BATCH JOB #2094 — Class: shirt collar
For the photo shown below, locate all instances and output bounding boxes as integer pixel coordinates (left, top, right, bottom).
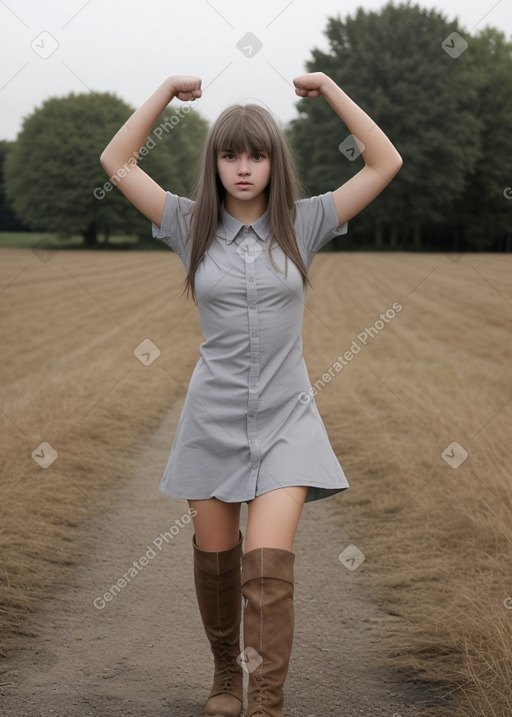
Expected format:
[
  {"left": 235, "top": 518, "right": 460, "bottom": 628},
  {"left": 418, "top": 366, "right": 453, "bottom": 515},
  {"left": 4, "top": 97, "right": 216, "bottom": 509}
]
[{"left": 217, "top": 204, "right": 272, "bottom": 244}]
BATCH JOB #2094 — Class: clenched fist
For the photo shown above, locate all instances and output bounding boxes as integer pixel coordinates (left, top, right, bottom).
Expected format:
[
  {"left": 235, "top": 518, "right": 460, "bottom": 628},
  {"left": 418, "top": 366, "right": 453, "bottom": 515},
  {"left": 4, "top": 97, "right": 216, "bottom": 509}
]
[
  {"left": 293, "top": 72, "right": 332, "bottom": 99},
  {"left": 168, "top": 75, "right": 202, "bottom": 101}
]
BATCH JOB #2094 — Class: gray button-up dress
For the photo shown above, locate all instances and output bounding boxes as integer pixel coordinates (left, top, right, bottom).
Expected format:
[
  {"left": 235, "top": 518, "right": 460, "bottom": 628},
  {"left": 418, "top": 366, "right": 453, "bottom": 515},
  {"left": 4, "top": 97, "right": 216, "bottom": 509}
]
[{"left": 152, "top": 190, "right": 350, "bottom": 503}]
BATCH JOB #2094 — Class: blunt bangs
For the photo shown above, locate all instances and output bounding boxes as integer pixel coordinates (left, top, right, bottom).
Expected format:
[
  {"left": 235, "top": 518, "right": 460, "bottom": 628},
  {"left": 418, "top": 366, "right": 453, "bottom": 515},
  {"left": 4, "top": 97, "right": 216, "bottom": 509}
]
[{"left": 210, "top": 105, "right": 274, "bottom": 157}]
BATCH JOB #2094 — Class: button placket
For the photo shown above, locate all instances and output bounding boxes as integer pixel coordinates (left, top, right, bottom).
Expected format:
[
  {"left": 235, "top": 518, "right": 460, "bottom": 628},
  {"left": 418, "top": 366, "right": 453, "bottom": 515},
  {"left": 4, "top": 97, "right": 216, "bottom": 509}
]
[{"left": 244, "top": 229, "right": 261, "bottom": 477}]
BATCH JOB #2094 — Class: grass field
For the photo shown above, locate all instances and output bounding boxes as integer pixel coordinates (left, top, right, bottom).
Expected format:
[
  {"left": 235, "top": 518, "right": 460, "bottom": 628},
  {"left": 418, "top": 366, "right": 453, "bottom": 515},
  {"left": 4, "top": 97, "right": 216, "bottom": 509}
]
[
  {"left": 1, "top": 247, "right": 511, "bottom": 715},
  {"left": 0, "top": 231, "right": 156, "bottom": 249}
]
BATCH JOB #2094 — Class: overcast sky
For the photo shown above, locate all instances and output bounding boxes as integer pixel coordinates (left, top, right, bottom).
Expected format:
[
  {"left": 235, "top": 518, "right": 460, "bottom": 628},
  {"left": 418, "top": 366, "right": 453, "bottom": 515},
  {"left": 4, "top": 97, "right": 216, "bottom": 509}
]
[{"left": 0, "top": 0, "right": 510, "bottom": 141}]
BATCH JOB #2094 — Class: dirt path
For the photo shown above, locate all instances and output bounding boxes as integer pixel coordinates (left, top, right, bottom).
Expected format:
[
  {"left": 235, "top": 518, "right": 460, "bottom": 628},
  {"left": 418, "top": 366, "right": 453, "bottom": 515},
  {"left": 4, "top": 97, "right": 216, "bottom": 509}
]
[{"left": 0, "top": 399, "right": 439, "bottom": 717}]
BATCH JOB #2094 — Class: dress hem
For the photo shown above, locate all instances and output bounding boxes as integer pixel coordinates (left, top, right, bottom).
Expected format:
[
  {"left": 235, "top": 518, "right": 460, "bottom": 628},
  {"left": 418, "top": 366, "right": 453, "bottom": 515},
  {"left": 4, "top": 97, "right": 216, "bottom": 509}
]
[{"left": 158, "top": 483, "right": 349, "bottom": 504}]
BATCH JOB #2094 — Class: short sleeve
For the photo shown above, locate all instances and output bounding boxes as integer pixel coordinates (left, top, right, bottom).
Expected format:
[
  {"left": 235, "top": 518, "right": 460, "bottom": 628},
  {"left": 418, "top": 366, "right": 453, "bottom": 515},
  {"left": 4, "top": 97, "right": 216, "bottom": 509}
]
[
  {"left": 151, "top": 191, "right": 195, "bottom": 267},
  {"left": 295, "top": 192, "right": 348, "bottom": 269}
]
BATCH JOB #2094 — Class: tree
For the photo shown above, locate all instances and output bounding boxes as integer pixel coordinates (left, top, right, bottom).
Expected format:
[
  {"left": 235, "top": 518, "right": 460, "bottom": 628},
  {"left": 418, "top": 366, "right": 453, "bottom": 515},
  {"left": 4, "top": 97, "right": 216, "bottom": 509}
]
[
  {"left": 287, "top": 2, "right": 482, "bottom": 248},
  {"left": 0, "top": 141, "right": 28, "bottom": 231},
  {"left": 4, "top": 92, "right": 208, "bottom": 245},
  {"left": 448, "top": 27, "right": 512, "bottom": 251}
]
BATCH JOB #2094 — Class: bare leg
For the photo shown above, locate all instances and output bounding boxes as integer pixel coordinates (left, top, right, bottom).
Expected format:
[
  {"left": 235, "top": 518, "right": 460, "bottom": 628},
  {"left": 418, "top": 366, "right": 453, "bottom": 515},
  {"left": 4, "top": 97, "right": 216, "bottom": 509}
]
[
  {"left": 244, "top": 486, "right": 308, "bottom": 552},
  {"left": 189, "top": 498, "right": 242, "bottom": 551}
]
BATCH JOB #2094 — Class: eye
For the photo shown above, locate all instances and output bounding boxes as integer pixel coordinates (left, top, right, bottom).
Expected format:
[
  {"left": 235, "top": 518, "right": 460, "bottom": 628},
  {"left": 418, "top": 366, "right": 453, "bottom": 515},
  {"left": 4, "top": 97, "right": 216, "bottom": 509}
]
[
  {"left": 220, "top": 152, "right": 235, "bottom": 160},
  {"left": 252, "top": 153, "right": 265, "bottom": 161}
]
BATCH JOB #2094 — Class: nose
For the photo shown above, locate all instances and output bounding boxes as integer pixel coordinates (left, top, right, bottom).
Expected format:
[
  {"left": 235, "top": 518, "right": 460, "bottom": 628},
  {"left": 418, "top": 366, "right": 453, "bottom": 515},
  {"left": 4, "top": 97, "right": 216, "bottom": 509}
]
[{"left": 237, "top": 155, "right": 250, "bottom": 175}]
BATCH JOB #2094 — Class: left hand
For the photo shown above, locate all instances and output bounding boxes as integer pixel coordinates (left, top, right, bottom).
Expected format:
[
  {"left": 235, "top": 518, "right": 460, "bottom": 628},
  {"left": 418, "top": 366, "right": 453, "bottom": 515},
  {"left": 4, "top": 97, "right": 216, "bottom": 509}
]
[{"left": 293, "top": 72, "right": 331, "bottom": 98}]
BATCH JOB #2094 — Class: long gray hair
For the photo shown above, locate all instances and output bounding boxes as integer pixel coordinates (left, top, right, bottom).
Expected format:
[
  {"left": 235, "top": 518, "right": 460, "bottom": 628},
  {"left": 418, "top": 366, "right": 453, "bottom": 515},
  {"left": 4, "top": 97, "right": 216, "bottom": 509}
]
[{"left": 184, "top": 104, "right": 308, "bottom": 301}]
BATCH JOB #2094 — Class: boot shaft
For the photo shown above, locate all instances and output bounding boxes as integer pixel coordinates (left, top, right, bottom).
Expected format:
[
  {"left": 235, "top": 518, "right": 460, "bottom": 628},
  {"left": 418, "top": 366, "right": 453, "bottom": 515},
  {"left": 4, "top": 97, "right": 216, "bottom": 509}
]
[
  {"left": 241, "top": 547, "right": 295, "bottom": 717},
  {"left": 193, "top": 533, "right": 244, "bottom": 717}
]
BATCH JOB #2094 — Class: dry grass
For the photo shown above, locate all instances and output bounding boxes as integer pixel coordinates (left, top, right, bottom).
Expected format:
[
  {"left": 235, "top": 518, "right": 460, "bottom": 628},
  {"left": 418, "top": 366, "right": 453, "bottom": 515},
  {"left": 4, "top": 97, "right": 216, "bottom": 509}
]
[
  {"left": 304, "top": 252, "right": 512, "bottom": 715},
  {"left": 0, "top": 247, "right": 197, "bottom": 649},
  {"left": 1, "top": 247, "right": 511, "bottom": 715}
]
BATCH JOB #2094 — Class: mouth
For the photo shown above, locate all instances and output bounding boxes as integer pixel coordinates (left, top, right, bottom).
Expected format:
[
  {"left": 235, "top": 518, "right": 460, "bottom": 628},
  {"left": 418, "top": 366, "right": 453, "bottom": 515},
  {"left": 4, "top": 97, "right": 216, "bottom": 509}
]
[{"left": 236, "top": 182, "right": 253, "bottom": 187}]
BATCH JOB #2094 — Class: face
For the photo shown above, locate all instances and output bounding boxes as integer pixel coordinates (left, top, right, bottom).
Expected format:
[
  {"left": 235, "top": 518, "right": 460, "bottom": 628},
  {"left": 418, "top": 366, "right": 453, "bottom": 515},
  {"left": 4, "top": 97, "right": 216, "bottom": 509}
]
[{"left": 216, "top": 150, "right": 271, "bottom": 203}]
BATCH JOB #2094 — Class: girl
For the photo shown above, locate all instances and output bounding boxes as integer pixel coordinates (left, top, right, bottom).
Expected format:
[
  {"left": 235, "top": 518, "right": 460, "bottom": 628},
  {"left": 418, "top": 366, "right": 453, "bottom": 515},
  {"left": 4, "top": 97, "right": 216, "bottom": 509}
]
[{"left": 100, "top": 72, "right": 402, "bottom": 717}]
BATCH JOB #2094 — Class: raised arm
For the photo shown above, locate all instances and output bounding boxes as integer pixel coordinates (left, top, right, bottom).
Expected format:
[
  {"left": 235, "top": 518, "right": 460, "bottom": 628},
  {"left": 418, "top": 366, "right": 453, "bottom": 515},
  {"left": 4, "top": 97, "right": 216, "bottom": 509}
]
[
  {"left": 293, "top": 72, "right": 402, "bottom": 227},
  {"left": 100, "top": 75, "right": 202, "bottom": 227}
]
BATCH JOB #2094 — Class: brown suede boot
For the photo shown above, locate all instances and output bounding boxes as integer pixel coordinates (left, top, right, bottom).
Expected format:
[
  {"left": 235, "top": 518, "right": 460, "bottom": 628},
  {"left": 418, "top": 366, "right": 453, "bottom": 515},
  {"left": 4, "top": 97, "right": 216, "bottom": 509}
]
[
  {"left": 193, "top": 532, "right": 244, "bottom": 717},
  {"left": 241, "top": 547, "right": 295, "bottom": 717}
]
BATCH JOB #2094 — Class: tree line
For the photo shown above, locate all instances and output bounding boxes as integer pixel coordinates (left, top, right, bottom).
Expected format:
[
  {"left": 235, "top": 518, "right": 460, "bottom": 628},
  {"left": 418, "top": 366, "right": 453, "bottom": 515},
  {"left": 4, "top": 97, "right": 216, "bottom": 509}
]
[
  {"left": 1, "top": 96, "right": 209, "bottom": 245},
  {"left": 2, "top": 2, "right": 511, "bottom": 251}
]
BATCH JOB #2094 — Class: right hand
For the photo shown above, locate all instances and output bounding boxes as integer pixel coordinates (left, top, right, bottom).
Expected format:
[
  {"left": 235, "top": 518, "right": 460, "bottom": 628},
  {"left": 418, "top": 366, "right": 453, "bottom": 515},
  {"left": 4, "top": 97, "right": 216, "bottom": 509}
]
[{"left": 168, "top": 75, "right": 202, "bottom": 101}]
